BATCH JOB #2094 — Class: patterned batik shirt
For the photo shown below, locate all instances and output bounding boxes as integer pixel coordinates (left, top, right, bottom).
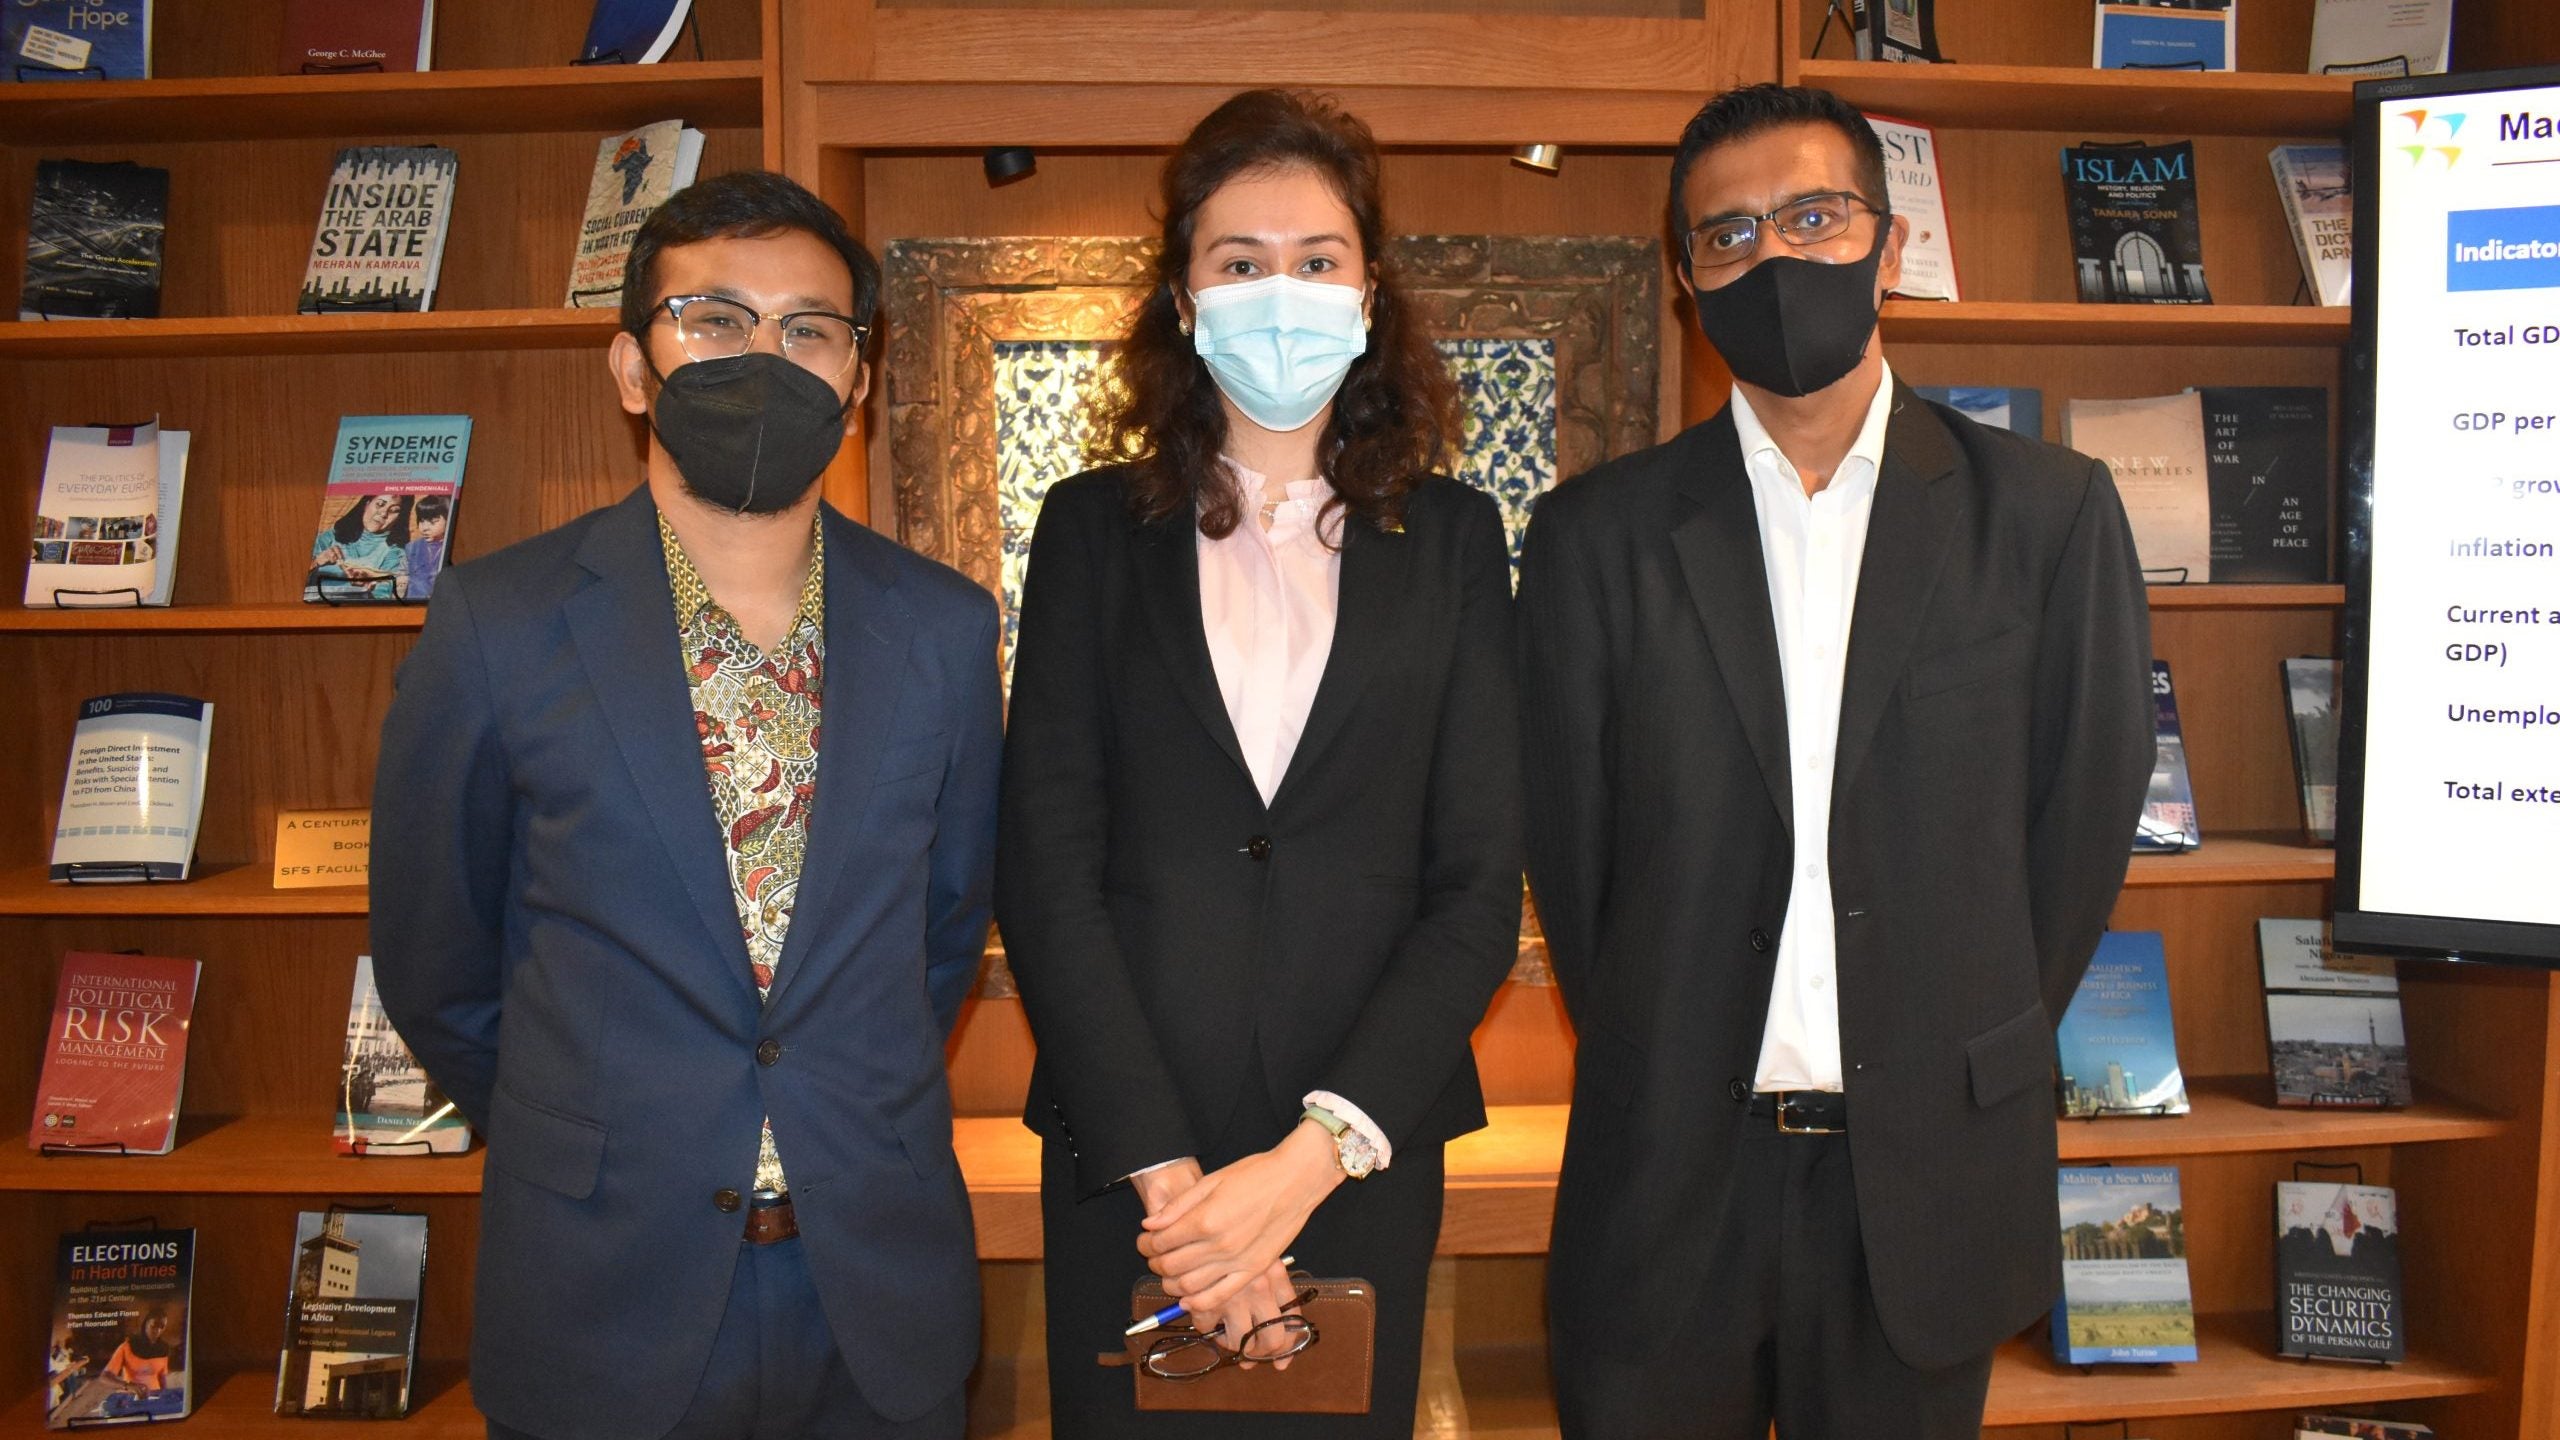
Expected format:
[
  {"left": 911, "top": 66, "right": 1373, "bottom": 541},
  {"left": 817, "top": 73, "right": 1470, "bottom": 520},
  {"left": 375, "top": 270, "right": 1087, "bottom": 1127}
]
[{"left": 660, "top": 509, "right": 825, "bottom": 1197}]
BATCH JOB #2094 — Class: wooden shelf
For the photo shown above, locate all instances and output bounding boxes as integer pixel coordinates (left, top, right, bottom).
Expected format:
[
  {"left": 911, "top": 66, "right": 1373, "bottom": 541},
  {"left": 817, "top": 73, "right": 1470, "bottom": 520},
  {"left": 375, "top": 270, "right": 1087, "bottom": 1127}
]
[
  {"left": 0, "top": 603, "right": 427, "bottom": 634},
  {"left": 0, "top": 309, "right": 620, "bottom": 361},
  {"left": 2056, "top": 1076, "right": 2505, "bottom": 1159},
  {"left": 2148, "top": 583, "right": 2344, "bottom": 610},
  {"left": 1881, "top": 300, "right": 2348, "bottom": 347},
  {"left": 0, "top": 864, "right": 365, "bottom": 917},
  {"left": 1, "top": 1114, "right": 481, "bottom": 1195},
  {"left": 0, "top": 61, "right": 762, "bottom": 145},
  {"left": 2125, "top": 833, "right": 2334, "bottom": 887},
  {"left": 1802, "top": 59, "right": 2354, "bottom": 137},
  {"left": 4, "top": 1362, "right": 478, "bottom": 1437},
  {"left": 1984, "top": 1311, "right": 2494, "bottom": 1424}
]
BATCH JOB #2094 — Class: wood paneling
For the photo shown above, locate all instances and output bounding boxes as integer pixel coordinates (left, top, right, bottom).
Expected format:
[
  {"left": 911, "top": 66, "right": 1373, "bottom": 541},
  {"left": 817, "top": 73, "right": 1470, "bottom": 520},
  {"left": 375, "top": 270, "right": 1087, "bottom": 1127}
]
[
  {"left": 140, "top": 0, "right": 762, "bottom": 76},
  {"left": 808, "top": 82, "right": 1716, "bottom": 148},
  {"left": 1798, "top": 0, "right": 2321, "bottom": 72},
  {"left": 1803, "top": 61, "right": 2353, "bottom": 139}
]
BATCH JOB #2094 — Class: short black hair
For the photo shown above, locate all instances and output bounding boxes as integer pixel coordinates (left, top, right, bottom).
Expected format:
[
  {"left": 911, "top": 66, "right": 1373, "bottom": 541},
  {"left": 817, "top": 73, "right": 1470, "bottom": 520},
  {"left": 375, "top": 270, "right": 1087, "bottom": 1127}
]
[
  {"left": 618, "top": 169, "right": 882, "bottom": 346},
  {"left": 412, "top": 494, "right": 450, "bottom": 523},
  {"left": 1667, "top": 84, "right": 1890, "bottom": 237}
]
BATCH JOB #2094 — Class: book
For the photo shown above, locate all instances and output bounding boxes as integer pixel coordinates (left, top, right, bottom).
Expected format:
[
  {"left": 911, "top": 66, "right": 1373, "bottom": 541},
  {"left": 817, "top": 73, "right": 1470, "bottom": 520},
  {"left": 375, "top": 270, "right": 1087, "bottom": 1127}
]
[
  {"left": 2056, "top": 931, "right": 2190, "bottom": 1117},
  {"left": 1865, "top": 113, "right": 1959, "bottom": 301},
  {"left": 44, "top": 1228, "right": 194, "bottom": 1427},
  {"left": 1916, "top": 386, "right": 2042, "bottom": 437},
  {"left": 27, "top": 951, "right": 199, "bottom": 1155},
  {"left": 3, "top": 2, "right": 151, "bottom": 81},
  {"left": 2198, "top": 385, "right": 2329, "bottom": 583},
  {"left": 2093, "top": 0, "right": 2235, "bottom": 70},
  {"left": 2137, "top": 659, "right": 2201, "bottom": 851},
  {"left": 2063, "top": 392, "right": 2212, "bottom": 582},
  {"left": 275, "top": 1208, "right": 429, "bottom": 1417},
  {"left": 20, "top": 159, "right": 169, "bottom": 319},
  {"left": 303, "top": 415, "right": 471, "bottom": 602},
  {"left": 2297, "top": 1417, "right": 2433, "bottom": 1439},
  {"left": 2260, "top": 918, "right": 2413, "bottom": 1108},
  {"left": 2277, "top": 1181, "right": 2405, "bottom": 1362},
  {"left": 577, "top": 0, "right": 692, "bottom": 63},
  {"left": 297, "top": 146, "right": 458, "bottom": 314},
  {"left": 2053, "top": 1165, "right": 2200, "bottom": 1363},
  {"left": 566, "top": 119, "right": 706, "bottom": 308},
  {"left": 26, "top": 420, "right": 190, "bottom": 608},
  {"left": 2061, "top": 140, "right": 2212, "bottom": 305},
  {"left": 2308, "top": 0, "right": 2452, "bottom": 75},
  {"left": 2283, "top": 656, "right": 2342, "bottom": 843},
  {"left": 48, "top": 693, "right": 213, "bottom": 882},
  {"left": 338, "top": 956, "right": 472, "bottom": 1154},
  {"left": 1855, "top": 0, "right": 1944, "bottom": 62},
  {"left": 2271, "top": 143, "right": 2353, "bottom": 306},
  {"left": 280, "top": 0, "right": 436, "bottom": 73}
]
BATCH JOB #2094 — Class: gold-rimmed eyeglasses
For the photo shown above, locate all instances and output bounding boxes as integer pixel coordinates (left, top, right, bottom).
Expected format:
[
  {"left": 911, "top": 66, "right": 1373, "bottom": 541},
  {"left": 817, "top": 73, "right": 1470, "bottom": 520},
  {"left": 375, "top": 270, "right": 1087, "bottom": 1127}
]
[
  {"left": 653, "top": 294, "right": 868, "bottom": 379},
  {"left": 1683, "top": 191, "right": 1887, "bottom": 270},
  {"left": 1140, "top": 1288, "right": 1321, "bottom": 1380}
]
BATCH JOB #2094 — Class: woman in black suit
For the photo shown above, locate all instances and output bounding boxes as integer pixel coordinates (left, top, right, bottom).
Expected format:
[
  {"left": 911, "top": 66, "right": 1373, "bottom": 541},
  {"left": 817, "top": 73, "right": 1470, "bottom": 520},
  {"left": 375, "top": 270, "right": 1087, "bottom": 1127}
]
[{"left": 995, "top": 88, "right": 1523, "bottom": 1436}]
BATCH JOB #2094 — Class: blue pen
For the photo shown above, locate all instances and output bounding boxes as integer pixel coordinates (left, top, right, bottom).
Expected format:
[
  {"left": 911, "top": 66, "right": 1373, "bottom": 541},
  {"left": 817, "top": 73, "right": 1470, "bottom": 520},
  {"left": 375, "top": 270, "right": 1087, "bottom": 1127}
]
[{"left": 1124, "top": 1256, "right": 1293, "bottom": 1336}]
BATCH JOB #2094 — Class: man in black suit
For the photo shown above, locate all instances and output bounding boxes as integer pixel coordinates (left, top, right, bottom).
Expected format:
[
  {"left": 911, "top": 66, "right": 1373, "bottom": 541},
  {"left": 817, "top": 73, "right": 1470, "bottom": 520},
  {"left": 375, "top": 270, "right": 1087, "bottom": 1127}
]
[{"left": 1521, "top": 85, "right": 2155, "bottom": 1438}]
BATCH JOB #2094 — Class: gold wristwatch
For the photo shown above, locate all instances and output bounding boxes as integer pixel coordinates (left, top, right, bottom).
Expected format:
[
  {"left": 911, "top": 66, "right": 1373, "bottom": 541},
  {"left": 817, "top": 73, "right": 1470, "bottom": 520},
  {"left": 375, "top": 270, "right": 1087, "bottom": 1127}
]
[{"left": 1300, "top": 1103, "right": 1379, "bottom": 1180}]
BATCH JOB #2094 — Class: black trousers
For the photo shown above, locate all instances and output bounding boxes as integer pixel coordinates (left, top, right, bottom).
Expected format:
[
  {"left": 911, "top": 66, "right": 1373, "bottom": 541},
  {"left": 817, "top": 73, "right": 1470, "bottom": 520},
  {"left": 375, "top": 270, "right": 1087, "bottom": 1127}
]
[
  {"left": 1038, "top": 1113, "right": 1444, "bottom": 1439},
  {"left": 1552, "top": 1116, "right": 1995, "bottom": 1440}
]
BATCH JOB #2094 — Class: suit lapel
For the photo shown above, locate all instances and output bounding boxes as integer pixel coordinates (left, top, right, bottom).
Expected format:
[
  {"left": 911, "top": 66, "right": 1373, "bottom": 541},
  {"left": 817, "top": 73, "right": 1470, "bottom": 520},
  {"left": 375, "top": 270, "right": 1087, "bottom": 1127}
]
[
  {"left": 1834, "top": 385, "right": 1965, "bottom": 792},
  {"left": 1270, "top": 515, "right": 1403, "bottom": 811},
  {"left": 1130, "top": 501, "right": 1255, "bottom": 791},
  {"left": 564, "top": 488, "right": 759, "bottom": 995},
  {"left": 761, "top": 508, "right": 913, "bottom": 1012},
  {"left": 1669, "top": 414, "right": 1795, "bottom": 836}
]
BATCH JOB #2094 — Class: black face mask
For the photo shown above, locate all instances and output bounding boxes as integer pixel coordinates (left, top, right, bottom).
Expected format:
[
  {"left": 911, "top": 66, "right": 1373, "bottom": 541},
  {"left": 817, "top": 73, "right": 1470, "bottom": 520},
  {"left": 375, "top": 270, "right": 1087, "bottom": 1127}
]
[
  {"left": 647, "top": 351, "right": 850, "bottom": 515},
  {"left": 1690, "top": 223, "right": 1888, "bottom": 398}
]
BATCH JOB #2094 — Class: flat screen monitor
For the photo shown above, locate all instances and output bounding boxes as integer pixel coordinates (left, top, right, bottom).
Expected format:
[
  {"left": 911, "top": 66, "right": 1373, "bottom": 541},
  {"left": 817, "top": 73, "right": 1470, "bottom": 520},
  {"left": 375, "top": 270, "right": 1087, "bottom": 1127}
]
[{"left": 2336, "top": 64, "right": 2560, "bottom": 966}]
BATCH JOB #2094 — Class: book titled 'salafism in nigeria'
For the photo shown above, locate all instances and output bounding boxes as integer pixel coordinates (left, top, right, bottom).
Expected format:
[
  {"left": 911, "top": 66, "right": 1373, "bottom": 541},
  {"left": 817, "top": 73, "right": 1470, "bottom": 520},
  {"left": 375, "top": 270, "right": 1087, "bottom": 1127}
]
[
  {"left": 2277, "top": 1181, "right": 2405, "bottom": 1363},
  {"left": 2260, "top": 918, "right": 2413, "bottom": 1109}
]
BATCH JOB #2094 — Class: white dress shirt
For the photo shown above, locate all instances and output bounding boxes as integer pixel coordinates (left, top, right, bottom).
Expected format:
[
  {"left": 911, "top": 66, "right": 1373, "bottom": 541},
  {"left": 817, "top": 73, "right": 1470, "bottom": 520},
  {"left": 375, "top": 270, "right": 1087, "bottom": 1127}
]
[
  {"left": 1128, "top": 459, "right": 1390, "bottom": 1177},
  {"left": 1733, "top": 363, "right": 1896, "bottom": 1094}
]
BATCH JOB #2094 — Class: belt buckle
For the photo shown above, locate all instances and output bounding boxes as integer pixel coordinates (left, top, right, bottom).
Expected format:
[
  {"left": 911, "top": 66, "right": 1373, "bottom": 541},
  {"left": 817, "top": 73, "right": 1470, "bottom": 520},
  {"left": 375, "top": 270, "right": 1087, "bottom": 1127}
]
[{"left": 1774, "top": 1092, "right": 1842, "bottom": 1135}]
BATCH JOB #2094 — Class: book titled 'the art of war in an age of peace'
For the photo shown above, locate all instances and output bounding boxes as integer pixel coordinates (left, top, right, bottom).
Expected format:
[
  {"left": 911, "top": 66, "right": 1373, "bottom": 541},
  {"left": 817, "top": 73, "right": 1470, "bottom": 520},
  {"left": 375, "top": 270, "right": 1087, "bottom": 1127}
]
[{"left": 27, "top": 950, "right": 200, "bottom": 1155}]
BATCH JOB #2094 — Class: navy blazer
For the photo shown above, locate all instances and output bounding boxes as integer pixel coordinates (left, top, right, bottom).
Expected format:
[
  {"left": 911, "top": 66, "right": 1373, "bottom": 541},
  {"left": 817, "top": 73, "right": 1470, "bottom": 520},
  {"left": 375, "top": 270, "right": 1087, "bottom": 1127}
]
[{"left": 371, "top": 485, "right": 1001, "bottom": 1437}]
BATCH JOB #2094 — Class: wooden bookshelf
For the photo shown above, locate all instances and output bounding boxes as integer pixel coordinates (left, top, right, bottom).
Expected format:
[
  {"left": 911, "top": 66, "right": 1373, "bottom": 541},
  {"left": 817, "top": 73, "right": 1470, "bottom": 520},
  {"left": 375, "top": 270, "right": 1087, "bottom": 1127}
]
[
  {"left": 1983, "top": 1312, "right": 2496, "bottom": 1425},
  {"left": 0, "top": 864, "right": 366, "bottom": 918},
  {"left": 2147, "top": 583, "right": 2347, "bottom": 610},
  {"left": 2123, "top": 833, "right": 2336, "bottom": 887},
  {"left": 0, "top": 1114, "right": 484, "bottom": 1195},
  {"left": 0, "top": 603, "right": 428, "bottom": 634},
  {"left": 1, "top": 1363, "right": 480, "bottom": 1437},
  {"left": 1880, "top": 300, "right": 2349, "bottom": 348},
  {"left": 0, "top": 309, "right": 620, "bottom": 360},
  {"left": 1804, "top": 59, "right": 2356, "bottom": 137}
]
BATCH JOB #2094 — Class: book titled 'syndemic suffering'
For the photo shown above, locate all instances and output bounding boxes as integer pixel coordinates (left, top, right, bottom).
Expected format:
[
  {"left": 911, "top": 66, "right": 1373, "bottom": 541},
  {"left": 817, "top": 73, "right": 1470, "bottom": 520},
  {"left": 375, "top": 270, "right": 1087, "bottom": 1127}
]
[
  {"left": 2053, "top": 1165, "right": 2199, "bottom": 1364},
  {"left": 27, "top": 950, "right": 199, "bottom": 1155},
  {"left": 568, "top": 118, "right": 705, "bottom": 307},
  {"left": 298, "top": 146, "right": 457, "bottom": 313},
  {"left": 2056, "top": 931, "right": 2189, "bottom": 1117},
  {"left": 20, "top": 159, "right": 168, "bottom": 319},
  {"left": 3, "top": 1, "right": 152, "bottom": 81},
  {"left": 2277, "top": 1181, "right": 2405, "bottom": 1363},
  {"left": 2260, "top": 918, "right": 2413, "bottom": 1109},
  {"left": 50, "top": 693, "right": 213, "bottom": 883},
  {"left": 25, "top": 419, "right": 190, "bottom": 608},
  {"left": 339, "top": 955, "right": 473, "bottom": 1155},
  {"left": 44, "top": 1227, "right": 194, "bottom": 1428},
  {"left": 275, "top": 1209, "right": 429, "bottom": 1418},
  {"left": 1864, "top": 113, "right": 1958, "bottom": 301},
  {"left": 304, "top": 415, "right": 470, "bottom": 602},
  {"left": 2061, "top": 140, "right": 2212, "bottom": 305},
  {"left": 2136, "top": 660, "right": 2202, "bottom": 852}
]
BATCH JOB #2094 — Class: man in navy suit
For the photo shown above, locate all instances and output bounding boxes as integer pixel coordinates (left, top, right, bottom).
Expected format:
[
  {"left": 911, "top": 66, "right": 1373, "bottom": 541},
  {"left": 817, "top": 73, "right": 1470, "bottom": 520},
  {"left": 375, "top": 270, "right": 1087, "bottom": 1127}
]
[{"left": 373, "top": 171, "right": 1001, "bottom": 1440}]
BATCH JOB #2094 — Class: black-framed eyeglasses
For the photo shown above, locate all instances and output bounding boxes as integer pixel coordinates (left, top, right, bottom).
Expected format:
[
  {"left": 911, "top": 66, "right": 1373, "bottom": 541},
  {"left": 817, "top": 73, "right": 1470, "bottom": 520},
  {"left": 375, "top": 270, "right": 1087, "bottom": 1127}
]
[
  {"left": 1684, "top": 191, "right": 1888, "bottom": 270},
  {"left": 1140, "top": 1288, "right": 1320, "bottom": 1380},
  {"left": 653, "top": 294, "right": 869, "bottom": 379}
]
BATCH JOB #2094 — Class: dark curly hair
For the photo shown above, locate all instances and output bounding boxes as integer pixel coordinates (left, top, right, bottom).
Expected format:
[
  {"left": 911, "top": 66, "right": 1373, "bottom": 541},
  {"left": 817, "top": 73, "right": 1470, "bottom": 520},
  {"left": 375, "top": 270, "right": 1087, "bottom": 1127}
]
[{"left": 1092, "top": 89, "right": 1457, "bottom": 540}]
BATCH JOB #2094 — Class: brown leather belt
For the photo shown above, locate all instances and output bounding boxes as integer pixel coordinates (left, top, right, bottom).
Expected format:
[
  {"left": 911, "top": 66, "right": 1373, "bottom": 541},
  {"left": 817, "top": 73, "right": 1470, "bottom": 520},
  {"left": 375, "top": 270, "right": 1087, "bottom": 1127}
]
[{"left": 743, "top": 1196, "right": 798, "bottom": 1245}]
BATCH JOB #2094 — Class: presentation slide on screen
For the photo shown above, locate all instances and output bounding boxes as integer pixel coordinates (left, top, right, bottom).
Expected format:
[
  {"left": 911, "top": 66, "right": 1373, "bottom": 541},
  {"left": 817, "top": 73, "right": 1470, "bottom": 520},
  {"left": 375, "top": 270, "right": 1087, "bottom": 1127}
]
[{"left": 2360, "top": 83, "right": 2560, "bottom": 928}]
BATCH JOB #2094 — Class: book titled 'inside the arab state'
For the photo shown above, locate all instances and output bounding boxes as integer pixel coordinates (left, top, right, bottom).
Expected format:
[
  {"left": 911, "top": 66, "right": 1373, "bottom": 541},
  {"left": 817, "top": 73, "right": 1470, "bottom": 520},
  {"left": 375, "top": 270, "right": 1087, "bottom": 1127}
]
[
  {"left": 44, "top": 1227, "right": 195, "bottom": 1428},
  {"left": 2277, "top": 1180, "right": 2405, "bottom": 1363},
  {"left": 297, "top": 146, "right": 457, "bottom": 313}
]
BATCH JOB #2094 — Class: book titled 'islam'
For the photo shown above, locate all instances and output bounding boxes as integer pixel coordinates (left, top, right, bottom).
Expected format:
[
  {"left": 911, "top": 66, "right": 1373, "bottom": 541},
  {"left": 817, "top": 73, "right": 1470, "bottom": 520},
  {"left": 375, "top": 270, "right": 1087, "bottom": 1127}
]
[
  {"left": 2062, "top": 140, "right": 2212, "bottom": 305},
  {"left": 2277, "top": 1181, "right": 2405, "bottom": 1363}
]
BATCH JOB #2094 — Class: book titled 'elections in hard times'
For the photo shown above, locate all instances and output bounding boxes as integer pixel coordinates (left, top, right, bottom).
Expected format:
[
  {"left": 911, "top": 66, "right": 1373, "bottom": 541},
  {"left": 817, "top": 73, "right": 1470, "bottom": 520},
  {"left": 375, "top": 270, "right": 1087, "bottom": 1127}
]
[
  {"left": 275, "top": 1209, "right": 429, "bottom": 1418},
  {"left": 44, "top": 1228, "right": 194, "bottom": 1428},
  {"left": 2277, "top": 1181, "right": 2405, "bottom": 1363},
  {"left": 297, "top": 147, "right": 457, "bottom": 313},
  {"left": 2054, "top": 1165, "right": 2199, "bottom": 1364},
  {"left": 2056, "top": 931, "right": 2190, "bottom": 1117}
]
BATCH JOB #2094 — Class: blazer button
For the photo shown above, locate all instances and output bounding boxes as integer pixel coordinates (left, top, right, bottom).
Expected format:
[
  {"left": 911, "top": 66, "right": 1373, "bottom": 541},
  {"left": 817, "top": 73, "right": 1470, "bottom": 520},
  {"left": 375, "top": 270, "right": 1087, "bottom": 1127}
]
[
  {"left": 713, "top": 1188, "right": 742, "bottom": 1214},
  {"left": 1727, "top": 1079, "right": 1751, "bottom": 1103},
  {"left": 1748, "top": 928, "right": 1772, "bottom": 954},
  {"left": 1246, "top": 835, "right": 1272, "bottom": 861},
  {"left": 756, "top": 1038, "right": 783, "bottom": 1067}
]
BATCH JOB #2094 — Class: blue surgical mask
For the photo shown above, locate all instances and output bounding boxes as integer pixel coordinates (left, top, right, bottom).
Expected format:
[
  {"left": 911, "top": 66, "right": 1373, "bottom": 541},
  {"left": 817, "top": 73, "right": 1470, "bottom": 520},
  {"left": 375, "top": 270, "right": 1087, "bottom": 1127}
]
[{"left": 1188, "top": 274, "right": 1369, "bottom": 433}]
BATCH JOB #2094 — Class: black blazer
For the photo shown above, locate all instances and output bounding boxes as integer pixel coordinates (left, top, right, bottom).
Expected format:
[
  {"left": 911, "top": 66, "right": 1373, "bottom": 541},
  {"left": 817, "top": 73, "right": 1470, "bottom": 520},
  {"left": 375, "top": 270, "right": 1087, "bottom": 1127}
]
[
  {"left": 997, "top": 470, "right": 1524, "bottom": 1197},
  {"left": 1519, "top": 385, "right": 2155, "bottom": 1372}
]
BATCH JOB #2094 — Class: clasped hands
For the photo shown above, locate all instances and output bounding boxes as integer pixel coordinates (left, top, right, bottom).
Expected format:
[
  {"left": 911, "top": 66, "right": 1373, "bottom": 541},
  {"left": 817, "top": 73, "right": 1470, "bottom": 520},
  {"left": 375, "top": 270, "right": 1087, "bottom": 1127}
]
[{"left": 1131, "top": 1120, "right": 1345, "bottom": 1370}]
